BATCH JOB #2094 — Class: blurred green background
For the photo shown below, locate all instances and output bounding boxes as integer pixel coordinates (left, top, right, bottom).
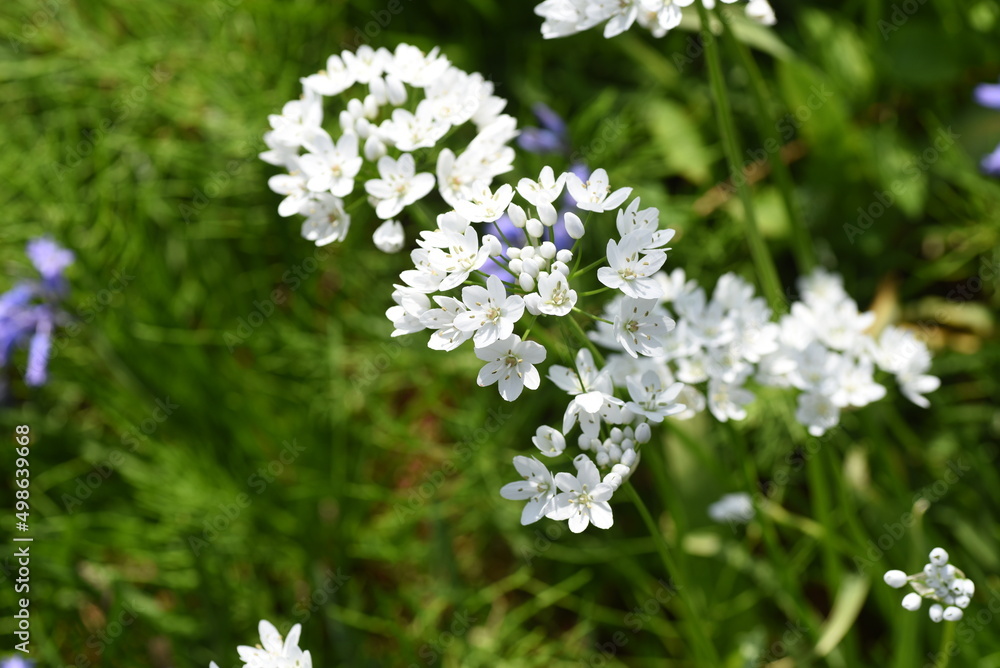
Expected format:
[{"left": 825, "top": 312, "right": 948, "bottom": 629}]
[{"left": 1, "top": 0, "right": 999, "bottom": 666}]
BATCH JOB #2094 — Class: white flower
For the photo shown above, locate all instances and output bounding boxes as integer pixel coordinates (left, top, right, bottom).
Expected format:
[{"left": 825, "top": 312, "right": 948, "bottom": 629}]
[
  {"left": 268, "top": 95, "right": 323, "bottom": 148},
  {"left": 566, "top": 168, "right": 632, "bottom": 212},
  {"left": 707, "top": 378, "right": 754, "bottom": 422},
  {"left": 625, "top": 370, "right": 685, "bottom": 422},
  {"left": 830, "top": 359, "right": 886, "bottom": 408},
  {"left": 364, "top": 154, "right": 436, "bottom": 219},
  {"left": 268, "top": 164, "right": 313, "bottom": 218},
  {"left": 613, "top": 297, "right": 674, "bottom": 358},
  {"left": 237, "top": 620, "right": 312, "bottom": 668},
  {"left": 475, "top": 335, "right": 546, "bottom": 401},
  {"left": 378, "top": 106, "right": 449, "bottom": 151},
  {"left": 500, "top": 456, "right": 558, "bottom": 524},
  {"left": 454, "top": 275, "right": 525, "bottom": 347},
  {"left": 419, "top": 296, "right": 473, "bottom": 351},
  {"left": 746, "top": 0, "right": 776, "bottom": 26},
  {"left": 454, "top": 182, "right": 516, "bottom": 223},
  {"left": 548, "top": 456, "right": 615, "bottom": 533},
  {"left": 524, "top": 271, "right": 578, "bottom": 316},
  {"left": 708, "top": 492, "right": 755, "bottom": 524},
  {"left": 299, "top": 194, "right": 350, "bottom": 246},
  {"left": 795, "top": 392, "right": 840, "bottom": 437},
  {"left": 300, "top": 130, "right": 363, "bottom": 196},
  {"left": 301, "top": 54, "right": 355, "bottom": 96},
  {"left": 598, "top": 235, "right": 667, "bottom": 299},
  {"left": 516, "top": 166, "right": 566, "bottom": 206},
  {"left": 386, "top": 287, "right": 430, "bottom": 337},
  {"left": 342, "top": 45, "right": 390, "bottom": 83},
  {"left": 371, "top": 219, "right": 405, "bottom": 253},
  {"left": 532, "top": 425, "right": 567, "bottom": 457}
]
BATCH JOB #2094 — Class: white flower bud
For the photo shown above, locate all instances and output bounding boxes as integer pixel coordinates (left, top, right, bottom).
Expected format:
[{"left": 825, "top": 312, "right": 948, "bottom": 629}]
[
  {"left": 635, "top": 422, "right": 651, "bottom": 444},
  {"left": 507, "top": 203, "right": 527, "bottom": 228},
  {"left": 621, "top": 438, "right": 634, "bottom": 451},
  {"left": 525, "top": 218, "right": 544, "bottom": 239},
  {"left": 596, "top": 451, "right": 610, "bottom": 467},
  {"left": 564, "top": 211, "right": 585, "bottom": 239},
  {"left": 538, "top": 202, "right": 557, "bottom": 226},
  {"left": 539, "top": 241, "right": 557, "bottom": 259},
  {"left": 883, "top": 570, "right": 908, "bottom": 589},
  {"left": 949, "top": 580, "right": 964, "bottom": 595},
  {"left": 901, "top": 593, "right": 922, "bottom": 611},
  {"left": 518, "top": 272, "right": 535, "bottom": 292},
  {"left": 506, "top": 247, "right": 521, "bottom": 260},
  {"left": 929, "top": 604, "right": 944, "bottom": 622},
  {"left": 372, "top": 219, "right": 404, "bottom": 253},
  {"left": 943, "top": 606, "right": 963, "bottom": 621},
  {"left": 520, "top": 246, "right": 535, "bottom": 260},
  {"left": 523, "top": 258, "right": 540, "bottom": 278},
  {"left": 364, "top": 135, "right": 387, "bottom": 161},
  {"left": 347, "top": 98, "right": 365, "bottom": 118},
  {"left": 385, "top": 74, "right": 407, "bottom": 106},
  {"left": 620, "top": 449, "right": 637, "bottom": 467},
  {"left": 923, "top": 564, "right": 936, "bottom": 578},
  {"left": 508, "top": 259, "right": 523, "bottom": 275},
  {"left": 611, "top": 463, "right": 630, "bottom": 477},
  {"left": 368, "top": 78, "right": 387, "bottom": 105},
  {"left": 556, "top": 248, "right": 574, "bottom": 263},
  {"left": 482, "top": 234, "right": 502, "bottom": 257},
  {"left": 550, "top": 261, "right": 570, "bottom": 276},
  {"left": 363, "top": 93, "right": 381, "bottom": 118},
  {"left": 610, "top": 427, "right": 623, "bottom": 442},
  {"left": 929, "top": 548, "right": 949, "bottom": 566},
  {"left": 955, "top": 595, "right": 970, "bottom": 609},
  {"left": 355, "top": 117, "right": 372, "bottom": 139},
  {"left": 963, "top": 580, "right": 975, "bottom": 596},
  {"left": 573, "top": 454, "right": 590, "bottom": 470},
  {"left": 339, "top": 110, "right": 356, "bottom": 133},
  {"left": 603, "top": 472, "right": 623, "bottom": 490}
]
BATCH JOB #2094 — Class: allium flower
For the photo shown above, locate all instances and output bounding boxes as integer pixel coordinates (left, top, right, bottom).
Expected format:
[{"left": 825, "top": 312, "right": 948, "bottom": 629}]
[
  {"left": 372, "top": 219, "right": 405, "bottom": 253},
  {"left": 613, "top": 297, "right": 674, "bottom": 358},
  {"left": 548, "top": 455, "right": 615, "bottom": 533},
  {"left": 534, "top": 0, "right": 776, "bottom": 40},
  {"left": 885, "top": 548, "right": 975, "bottom": 624},
  {"left": 1, "top": 238, "right": 74, "bottom": 388},
  {"left": 262, "top": 43, "right": 518, "bottom": 251},
  {"left": 455, "top": 275, "right": 525, "bottom": 347},
  {"left": 210, "top": 619, "right": 312, "bottom": 668},
  {"left": 475, "top": 334, "right": 546, "bottom": 401},
  {"left": 566, "top": 168, "right": 632, "bottom": 213},
  {"left": 500, "top": 455, "right": 558, "bottom": 524}
]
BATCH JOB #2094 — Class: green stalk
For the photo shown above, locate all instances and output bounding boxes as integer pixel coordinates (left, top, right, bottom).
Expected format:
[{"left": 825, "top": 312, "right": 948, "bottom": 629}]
[
  {"left": 717, "top": 19, "right": 816, "bottom": 274},
  {"left": 693, "top": 0, "right": 786, "bottom": 314},
  {"left": 624, "top": 483, "right": 719, "bottom": 665},
  {"left": 933, "top": 622, "right": 956, "bottom": 668}
]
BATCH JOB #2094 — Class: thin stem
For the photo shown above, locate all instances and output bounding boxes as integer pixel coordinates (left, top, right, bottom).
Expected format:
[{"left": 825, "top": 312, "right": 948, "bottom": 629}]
[
  {"left": 571, "top": 307, "right": 613, "bottom": 325},
  {"left": 624, "top": 483, "right": 718, "bottom": 665},
  {"left": 718, "top": 19, "right": 816, "bottom": 273},
  {"left": 565, "top": 314, "right": 605, "bottom": 366},
  {"left": 694, "top": 0, "right": 786, "bottom": 314},
  {"left": 933, "top": 621, "right": 956, "bottom": 668},
  {"left": 570, "top": 257, "right": 607, "bottom": 280}
]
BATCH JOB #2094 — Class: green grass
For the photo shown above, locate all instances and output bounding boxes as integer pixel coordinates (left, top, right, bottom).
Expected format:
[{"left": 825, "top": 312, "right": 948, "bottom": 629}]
[{"left": 1, "top": 0, "right": 1000, "bottom": 666}]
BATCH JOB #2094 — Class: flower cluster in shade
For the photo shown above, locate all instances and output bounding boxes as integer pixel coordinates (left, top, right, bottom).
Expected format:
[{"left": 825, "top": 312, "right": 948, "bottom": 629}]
[
  {"left": 209, "top": 620, "right": 311, "bottom": 668},
  {"left": 534, "top": 0, "right": 775, "bottom": 40},
  {"left": 587, "top": 266, "right": 940, "bottom": 436},
  {"left": 974, "top": 79, "right": 1000, "bottom": 176},
  {"left": 1, "top": 238, "right": 74, "bottom": 388},
  {"left": 261, "top": 43, "right": 518, "bottom": 252},
  {"left": 884, "top": 548, "right": 975, "bottom": 623}
]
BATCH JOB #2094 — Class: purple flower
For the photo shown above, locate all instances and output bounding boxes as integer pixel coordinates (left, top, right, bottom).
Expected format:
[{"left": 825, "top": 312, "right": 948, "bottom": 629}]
[
  {"left": 0, "top": 238, "right": 73, "bottom": 388},
  {"left": 518, "top": 103, "right": 569, "bottom": 155},
  {"left": 982, "top": 143, "right": 1000, "bottom": 176},
  {"left": 974, "top": 81, "right": 1000, "bottom": 110},
  {"left": 0, "top": 657, "right": 35, "bottom": 668}
]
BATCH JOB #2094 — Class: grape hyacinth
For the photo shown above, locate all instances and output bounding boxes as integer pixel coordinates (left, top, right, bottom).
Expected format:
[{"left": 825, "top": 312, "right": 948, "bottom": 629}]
[
  {"left": 1, "top": 238, "right": 74, "bottom": 389},
  {"left": 884, "top": 548, "right": 975, "bottom": 623},
  {"left": 261, "top": 43, "right": 518, "bottom": 251}
]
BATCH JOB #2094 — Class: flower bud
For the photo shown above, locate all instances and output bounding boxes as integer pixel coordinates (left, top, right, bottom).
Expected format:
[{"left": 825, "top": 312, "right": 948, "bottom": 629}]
[
  {"left": 506, "top": 247, "right": 521, "bottom": 260},
  {"left": 385, "top": 74, "right": 407, "bottom": 106},
  {"left": 943, "top": 606, "right": 963, "bottom": 621},
  {"left": 539, "top": 241, "right": 557, "bottom": 259},
  {"left": 901, "top": 593, "right": 922, "bottom": 611},
  {"left": 508, "top": 259, "right": 523, "bottom": 275},
  {"left": 518, "top": 272, "right": 535, "bottom": 292},
  {"left": 507, "top": 203, "right": 527, "bottom": 228},
  {"left": 963, "top": 580, "right": 975, "bottom": 596},
  {"left": 564, "top": 211, "right": 585, "bottom": 239},
  {"left": 556, "top": 249, "right": 574, "bottom": 264},
  {"left": 551, "top": 261, "right": 570, "bottom": 276},
  {"left": 522, "top": 258, "right": 540, "bottom": 278},
  {"left": 363, "top": 93, "right": 381, "bottom": 118},
  {"left": 355, "top": 118, "right": 372, "bottom": 139},
  {"left": 339, "top": 110, "right": 356, "bottom": 133},
  {"left": 929, "top": 548, "right": 949, "bottom": 566},
  {"left": 538, "top": 202, "right": 557, "bottom": 226},
  {"left": 482, "top": 234, "right": 502, "bottom": 257},
  {"left": 602, "top": 472, "right": 622, "bottom": 490},
  {"left": 955, "top": 595, "right": 971, "bottom": 609},
  {"left": 596, "top": 451, "right": 610, "bottom": 467},
  {"left": 520, "top": 246, "right": 535, "bottom": 260},
  {"left": 525, "top": 218, "right": 544, "bottom": 239},
  {"left": 929, "top": 604, "right": 944, "bottom": 622},
  {"left": 347, "top": 98, "right": 365, "bottom": 118},
  {"left": 364, "top": 135, "right": 387, "bottom": 161},
  {"left": 635, "top": 422, "right": 651, "bottom": 443},
  {"left": 610, "top": 427, "right": 623, "bottom": 442},
  {"left": 883, "top": 570, "right": 908, "bottom": 589}
]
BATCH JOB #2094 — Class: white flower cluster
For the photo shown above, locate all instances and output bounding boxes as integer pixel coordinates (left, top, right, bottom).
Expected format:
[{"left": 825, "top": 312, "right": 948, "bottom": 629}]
[
  {"left": 534, "top": 0, "right": 776, "bottom": 40},
  {"left": 885, "top": 548, "right": 975, "bottom": 623},
  {"left": 210, "top": 620, "right": 311, "bottom": 668},
  {"left": 585, "top": 267, "right": 940, "bottom": 436},
  {"left": 387, "top": 167, "right": 673, "bottom": 403},
  {"left": 261, "top": 43, "right": 517, "bottom": 251}
]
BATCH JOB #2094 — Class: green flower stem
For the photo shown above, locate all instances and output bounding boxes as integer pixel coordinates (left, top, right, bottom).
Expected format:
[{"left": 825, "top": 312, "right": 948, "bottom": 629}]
[
  {"left": 934, "top": 621, "right": 956, "bottom": 668},
  {"left": 694, "top": 0, "right": 786, "bottom": 314},
  {"left": 570, "top": 257, "right": 607, "bottom": 280},
  {"left": 718, "top": 18, "right": 816, "bottom": 273},
  {"left": 624, "top": 483, "right": 719, "bottom": 665}
]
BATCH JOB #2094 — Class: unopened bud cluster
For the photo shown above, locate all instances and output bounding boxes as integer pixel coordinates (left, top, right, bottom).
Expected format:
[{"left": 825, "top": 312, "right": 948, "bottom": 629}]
[{"left": 884, "top": 548, "right": 974, "bottom": 623}]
